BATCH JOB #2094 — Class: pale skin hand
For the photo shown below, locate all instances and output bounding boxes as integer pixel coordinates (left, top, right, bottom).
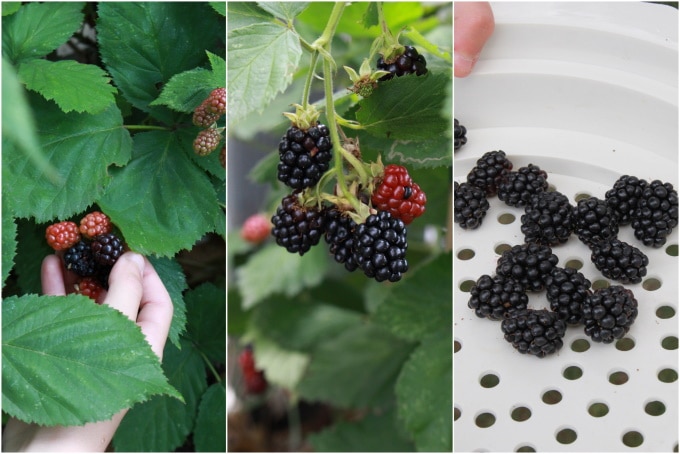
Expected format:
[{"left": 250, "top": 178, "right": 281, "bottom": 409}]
[
  {"left": 2, "top": 252, "right": 173, "bottom": 452},
  {"left": 454, "top": 2, "right": 495, "bottom": 77}
]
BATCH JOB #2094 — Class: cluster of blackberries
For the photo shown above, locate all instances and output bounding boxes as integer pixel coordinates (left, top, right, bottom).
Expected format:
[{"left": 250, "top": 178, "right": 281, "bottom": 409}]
[
  {"left": 277, "top": 123, "right": 333, "bottom": 190},
  {"left": 64, "top": 233, "right": 125, "bottom": 288},
  {"left": 270, "top": 194, "right": 408, "bottom": 283},
  {"left": 376, "top": 45, "right": 428, "bottom": 80},
  {"left": 468, "top": 243, "right": 639, "bottom": 357},
  {"left": 454, "top": 118, "right": 467, "bottom": 152},
  {"left": 192, "top": 87, "right": 225, "bottom": 156}
]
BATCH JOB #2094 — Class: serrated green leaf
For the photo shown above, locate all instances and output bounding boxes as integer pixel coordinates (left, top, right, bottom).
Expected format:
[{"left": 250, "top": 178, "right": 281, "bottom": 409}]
[
  {"left": 236, "top": 243, "right": 328, "bottom": 309},
  {"left": 98, "top": 2, "right": 223, "bottom": 116},
  {"left": 193, "top": 384, "right": 226, "bottom": 452},
  {"left": 375, "top": 253, "right": 452, "bottom": 342},
  {"left": 358, "top": 133, "right": 451, "bottom": 169},
  {"left": 396, "top": 334, "right": 452, "bottom": 452},
  {"left": 244, "top": 329, "right": 309, "bottom": 390},
  {"left": 2, "top": 202, "right": 17, "bottom": 287},
  {"left": 206, "top": 50, "right": 226, "bottom": 84},
  {"left": 251, "top": 297, "right": 362, "bottom": 352},
  {"left": 113, "top": 338, "right": 207, "bottom": 452},
  {"left": 149, "top": 68, "right": 213, "bottom": 113},
  {"left": 209, "top": 1, "right": 226, "bottom": 17},
  {"left": 2, "top": 2, "right": 84, "bottom": 63},
  {"left": 2, "top": 93, "right": 131, "bottom": 223},
  {"left": 97, "top": 131, "right": 223, "bottom": 257},
  {"left": 148, "top": 256, "right": 188, "bottom": 350},
  {"left": 2, "top": 294, "right": 181, "bottom": 427},
  {"left": 227, "top": 2, "right": 274, "bottom": 31},
  {"left": 308, "top": 409, "right": 415, "bottom": 452},
  {"left": 296, "top": 323, "right": 415, "bottom": 408},
  {"left": 257, "top": 2, "right": 308, "bottom": 21},
  {"left": 357, "top": 72, "right": 450, "bottom": 140},
  {"left": 18, "top": 59, "right": 117, "bottom": 114},
  {"left": 186, "top": 283, "right": 226, "bottom": 363},
  {"left": 228, "top": 22, "right": 302, "bottom": 122},
  {"left": 14, "top": 219, "right": 53, "bottom": 296}
]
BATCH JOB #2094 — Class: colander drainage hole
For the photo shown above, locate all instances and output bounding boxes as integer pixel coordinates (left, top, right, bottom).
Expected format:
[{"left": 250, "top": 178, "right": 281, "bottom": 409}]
[
  {"left": 658, "top": 368, "right": 678, "bottom": 383},
  {"left": 574, "top": 192, "right": 592, "bottom": 202},
  {"left": 588, "top": 402, "right": 609, "bottom": 417},
  {"left": 475, "top": 412, "right": 496, "bottom": 428},
  {"left": 480, "top": 373, "right": 500, "bottom": 388},
  {"left": 564, "top": 259, "right": 584, "bottom": 270},
  {"left": 454, "top": 406, "right": 461, "bottom": 421},
  {"left": 541, "top": 389, "right": 562, "bottom": 405},
  {"left": 495, "top": 243, "right": 512, "bottom": 255},
  {"left": 457, "top": 248, "right": 475, "bottom": 260},
  {"left": 563, "top": 365, "right": 583, "bottom": 380},
  {"left": 571, "top": 339, "right": 590, "bottom": 352},
  {"left": 656, "top": 305, "right": 676, "bottom": 319},
  {"left": 644, "top": 400, "right": 666, "bottom": 416},
  {"left": 515, "top": 445, "right": 536, "bottom": 452},
  {"left": 608, "top": 371, "right": 629, "bottom": 385},
  {"left": 454, "top": 340, "right": 461, "bottom": 353},
  {"left": 665, "top": 244, "right": 678, "bottom": 256},
  {"left": 459, "top": 279, "right": 475, "bottom": 292},
  {"left": 662, "top": 336, "right": 678, "bottom": 350},
  {"left": 615, "top": 337, "right": 635, "bottom": 352},
  {"left": 642, "top": 277, "right": 662, "bottom": 291},
  {"left": 591, "top": 279, "right": 610, "bottom": 290},
  {"left": 555, "top": 427, "right": 577, "bottom": 444},
  {"left": 622, "top": 430, "right": 644, "bottom": 448},
  {"left": 498, "top": 213, "right": 515, "bottom": 225},
  {"left": 510, "top": 406, "right": 531, "bottom": 422}
]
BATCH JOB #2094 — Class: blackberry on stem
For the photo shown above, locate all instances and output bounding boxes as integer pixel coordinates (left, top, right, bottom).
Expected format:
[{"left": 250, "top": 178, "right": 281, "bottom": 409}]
[
  {"left": 501, "top": 309, "right": 567, "bottom": 358},
  {"left": 64, "top": 240, "right": 97, "bottom": 277},
  {"left": 467, "top": 274, "right": 528, "bottom": 320},
  {"left": 277, "top": 124, "right": 333, "bottom": 190},
  {"left": 582, "top": 285, "right": 638, "bottom": 343},
  {"left": 353, "top": 211, "right": 408, "bottom": 282},
  {"left": 324, "top": 207, "right": 359, "bottom": 271},
  {"left": 271, "top": 194, "right": 326, "bottom": 256},
  {"left": 91, "top": 233, "right": 124, "bottom": 267},
  {"left": 376, "top": 45, "right": 427, "bottom": 80}
]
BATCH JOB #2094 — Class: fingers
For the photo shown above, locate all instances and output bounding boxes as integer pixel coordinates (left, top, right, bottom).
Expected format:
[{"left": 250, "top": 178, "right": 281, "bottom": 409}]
[
  {"left": 454, "top": 2, "right": 495, "bottom": 77},
  {"left": 103, "top": 252, "right": 145, "bottom": 322},
  {"left": 41, "top": 255, "right": 66, "bottom": 296}
]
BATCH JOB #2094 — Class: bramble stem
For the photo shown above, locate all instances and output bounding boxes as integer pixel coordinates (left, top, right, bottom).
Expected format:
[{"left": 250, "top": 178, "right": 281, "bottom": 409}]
[
  {"left": 301, "top": 51, "right": 320, "bottom": 109},
  {"left": 312, "top": 2, "right": 346, "bottom": 49},
  {"left": 123, "top": 125, "right": 171, "bottom": 131}
]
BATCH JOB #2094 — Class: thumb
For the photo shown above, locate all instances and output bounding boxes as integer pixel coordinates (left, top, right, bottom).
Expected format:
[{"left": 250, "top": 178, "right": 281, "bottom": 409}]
[
  {"left": 454, "top": 2, "right": 495, "bottom": 77},
  {"left": 102, "top": 252, "right": 146, "bottom": 322}
]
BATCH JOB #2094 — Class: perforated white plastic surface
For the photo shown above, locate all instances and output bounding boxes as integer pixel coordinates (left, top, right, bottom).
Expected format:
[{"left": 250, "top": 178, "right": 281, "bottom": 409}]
[{"left": 454, "top": 2, "right": 678, "bottom": 452}]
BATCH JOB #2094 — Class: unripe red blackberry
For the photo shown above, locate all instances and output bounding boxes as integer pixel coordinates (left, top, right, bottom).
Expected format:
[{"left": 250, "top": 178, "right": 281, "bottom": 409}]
[
  {"left": 46, "top": 221, "right": 81, "bottom": 251},
  {"left": 192, "top": 103, "right": 220, "bottom": 128},
  {"left": 241, "top": 213, "right": 271, "bottom": 244},
  {"left": 79, "top": 211, "right": 112, "bottom": 239},
  {"left": 371, "top": 164, "right": 426, "bottom": 225},
  {"left": 193, "top": 127, "right": 222, "bottom": 156},
  {"left": 205, "top": 87, "right": 226, "bottom": 115}
]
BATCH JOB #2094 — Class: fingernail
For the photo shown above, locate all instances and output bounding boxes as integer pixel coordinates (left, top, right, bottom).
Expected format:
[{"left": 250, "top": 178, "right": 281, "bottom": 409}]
[
  {"left": 126, "top": 252, "right": 145, "bottom": 274},
  {"left": 454, "top": 52, "right": 477, "bottom": 77}
]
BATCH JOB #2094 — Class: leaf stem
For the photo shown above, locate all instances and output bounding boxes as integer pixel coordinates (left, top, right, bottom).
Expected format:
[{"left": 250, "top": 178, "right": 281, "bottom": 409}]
[
  {"left": 123, "top": 124, "right": 171, "bottom": 131},
  {"left": 402, "top": 26, "right": 452, "bottom": 63},
  {"left": 198, "top": 349, "right": 222, "bottom": 384},
  {"left": 301, "top": 51, "right": 320, "bottom": 109},
  {"left": 312, "top": 2, "right": 346, "bottom": 49}
]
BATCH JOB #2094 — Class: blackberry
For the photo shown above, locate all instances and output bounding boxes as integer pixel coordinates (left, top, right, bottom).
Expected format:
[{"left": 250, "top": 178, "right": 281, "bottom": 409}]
[
  {"left": 501, "top": 309, "right": 567, "bottom": 358},
  {"left": 271, "top": 194, "right": 326, "bottom": 256},
  {"left": 64, "top": 240, "right": 97, "bottom": 277},
  {"left": 572, "top": 197, "right": 619, "bottom": 248},
  {"left": 376, "top": 45, "right": 427, "bottom": 81},
  {"left": 466, "top": 150, "right": 513, "bottom": 196},
  {"left": 545, "top": 267, "right": 591, "bottom": 325},
  {"left": 353, "top": 211, "right": 408, "bottom": 282},
  {"left": 497, "top": 164, "right": 549, "bottom": 208},
  {"left": 631, "top": 180, "right": 678, "bottom": 248},
  {"left": 91, "top": 233, "right": 125, "bottom": 267},
  {"left": 520, "top": 190, "right": 574, "bottom": 246},
  {"left": 454, "top": 181, "right": 490, "bottom": 230},
  {"left": 277, "top": 124, "right": 333, "bottom": 189},
  {"left": 582, "top": 285, "right": 638, "bottom": 343},
  {"left": 323, "top": 208, "right": 359, "bottom": 272},
  {"left": 495, "top": 243, "right": 559, "bottom": 292},
  {"left": 590, "top": 238, "right": 648, "bottom": 284},
  {"left": 605, "top": 175, "right": 648, "bottom": 225},
  {"left": 467, "top": 274, "right": 528, "bottom": 320},
  {"left": 454, "top": 118, "right": 467, "bottom": 151}
]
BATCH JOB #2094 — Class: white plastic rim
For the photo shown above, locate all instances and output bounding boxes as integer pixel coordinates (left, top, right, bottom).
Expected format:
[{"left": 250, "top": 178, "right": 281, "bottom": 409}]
[{"left": 454, "top": 2, "right": 678, "bottom": 452}]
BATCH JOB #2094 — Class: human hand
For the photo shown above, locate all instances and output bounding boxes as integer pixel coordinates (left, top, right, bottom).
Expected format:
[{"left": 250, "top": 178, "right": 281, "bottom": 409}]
[
  {"left": 2, "top": 252, "right": 173, "bottom": 452},
  {"left": 454, "top": 2, "right": 495, "bottom": 77}
]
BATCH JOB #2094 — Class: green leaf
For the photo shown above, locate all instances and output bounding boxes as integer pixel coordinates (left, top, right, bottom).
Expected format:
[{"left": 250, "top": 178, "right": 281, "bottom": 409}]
[
  {"left": 2, "top": 93, "right": 131, "bottom": 223},
  {"left": 359, "top": 133, "right": 451, "bottom": 169},
  {"left": 148, "top": 256, "right": 188, "bottom": 349},
  {"left": 362, "top": 3, "right": 379, "bottom": 28},
  {"left": 245, "top": 329, "right": 309, "bottom": 390},
  {"left": 2, "top": 2, "right": 85, "bottom": 63},
  {"left": 228, "top": 22, "right": 302, "bottom": 122},
  {"left": 18, "top": 60, "right": 117, "bottom": 114},
  {"left": 209, "top": 2, "right": 226, "bottom": 17},
  {"left": 2, "top": 294, "right": 181, "bottom": 427},
  {"left": 186, "top": 283, "right": 226, "bottom": 363},
  {"left": 2, "top": 2, "right": 21, "bottom": 17},
  {"left": 150, "top": 68, "right": 213, "bottom": 113},
  {"left": 309, "top": 409, "right": 415, "bottom": 452},
  {"left": 206, "top": 50, "right": 226, "bottom": 84},
  {"left": 236, "top": 243, "right": 328, "bottom": 309},
  {"left": 375, "top": 253, "right": 452, "bottom": 342},
  {"left": 2, "top": 204, "right": 17, "bottom": 287},
  {"left": 257, "top": 2, "right": 308, "bottom": 22},
  {"left": 396, "top": 334, "right": 452, "bottom": 452},
  {"left": 97, "top": 131, "right": 223, "bottom": 257},
  {"left": 356, "top": 72, "right": 450, "bottom": 140},
  {"left": 97, "top": 2, "right": 223, "bottom": 115},
  {"left": 14, "top": 219, "right": 53, "bottom": 296},
  {"left": 227, "top": 288, "right": 249, "bottom": 337},
  {"left": 251, "top": 297, "right": 362, "bottom": 352},
  {"left": 113, "top": 338, "right": 207, "bottom": 452},
  {"left": 227, "top": 2, "right": 274, "bottom": 31},
  {"left": 296, "top": 323, "right": 415, "bottom": 408},
  {"left": 193, "top": 384, "right": 226, "bottom": 452}
]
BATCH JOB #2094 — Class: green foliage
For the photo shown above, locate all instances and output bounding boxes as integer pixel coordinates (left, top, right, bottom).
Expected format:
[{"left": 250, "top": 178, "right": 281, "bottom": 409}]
[
  {"left": 2, "top": 2, "right": 225, "bottom": 450},
  {"left": 228, "top": 2, "right": 452, "bottom": 451}
]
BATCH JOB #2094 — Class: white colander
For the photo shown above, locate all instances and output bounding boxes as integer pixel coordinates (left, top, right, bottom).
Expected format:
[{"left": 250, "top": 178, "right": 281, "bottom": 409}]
[{"left": 453, "top": 2, "right": 678, "bottom": 451}]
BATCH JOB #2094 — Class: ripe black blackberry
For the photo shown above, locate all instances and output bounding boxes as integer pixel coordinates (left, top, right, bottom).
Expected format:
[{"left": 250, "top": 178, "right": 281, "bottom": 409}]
[
  {"left": 590, "top": 238, "right": 648, "bottom": 284},
  {"left": 64, "top": 240, "right": 97, "bottom": 277},
  {"left": 501, "top": 309, "right": 567, "bottom": 358},
  {"left": 271, "top": 194, "right": 326, "bottom": 256},
  {"left": 467, "top": 274, "right": 528, "bottom": 320},
  {"left": 353, "top": 211, "right": 408, "bottom": 282},
  {"left": 454, "top": 181, "right": 490, "bottom": 230},
  {"left": 323, "top": 207, "right": 359, "bottom": 271},
  {"left": 497, "top": 164, "right": 549, "bottom": 208},
  {"left": 454, "top": 118, "right": 467, "bottom": 151},
  {"left": 582, "top": 285, "right": 638, "bottom": 343},
  {"left": 496, "top": 243, "right": 559, "bottom": 292},
  {"left": 520, "top": 190, "right": 574, "bottom": 246},
  {"left": 91, "top": 233, "right": 124, "bottom": 267},
  {"left": 605, "top": 175, "right": 648, "bottom": 225},
  {"left": 545, "top": 267, "right": 591, "bottom": 325},
  {"left": 466, "top": 150, "right": 513, "bottom": 196},
  {"left": 631, "top": 180, "right": 678, "bottom": 248},
  {"left": 376, "top": 45, "right": 427, "bottom": 80},
  {"left": 572, "top": 197, "right": 619, "bottom": 248},
  {"left": 277, "top": 124, "right": 333, "bottom": 190}
]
